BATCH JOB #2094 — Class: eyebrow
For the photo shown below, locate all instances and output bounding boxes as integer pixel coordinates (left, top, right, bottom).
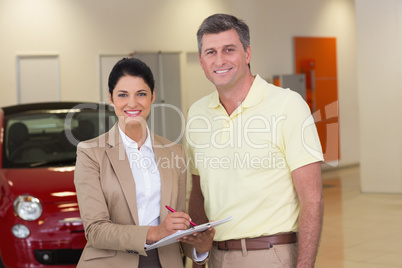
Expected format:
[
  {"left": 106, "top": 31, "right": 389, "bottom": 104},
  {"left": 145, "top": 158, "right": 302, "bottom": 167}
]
[
  {"left": 116, "top": 89, "right": 148, "bottom": 93},
  {"left": 203, "top": 44, "right": 237, "bottom": 52}
]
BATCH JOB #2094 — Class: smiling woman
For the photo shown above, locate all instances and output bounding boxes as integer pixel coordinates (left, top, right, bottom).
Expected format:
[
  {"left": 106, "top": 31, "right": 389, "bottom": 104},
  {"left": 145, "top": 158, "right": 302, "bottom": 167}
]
[
  {"left": 108, "top": 58, "right": 156, "bottom": 147},
  {"left": 73, "top": 58, "right": 215, "bottom": 268},
  {"left": 110, "top": 75, "right": 155, "bottom": 145}
]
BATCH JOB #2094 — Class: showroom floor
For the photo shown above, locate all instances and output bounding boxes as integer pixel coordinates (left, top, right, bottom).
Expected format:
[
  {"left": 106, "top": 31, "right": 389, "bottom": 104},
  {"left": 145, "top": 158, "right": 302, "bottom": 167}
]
[
  {"left": 316, "top": 166, "right": 402, "bottom": 268},
  {"left": 186, "top": 166, "right": 402, "bottom": 268}
]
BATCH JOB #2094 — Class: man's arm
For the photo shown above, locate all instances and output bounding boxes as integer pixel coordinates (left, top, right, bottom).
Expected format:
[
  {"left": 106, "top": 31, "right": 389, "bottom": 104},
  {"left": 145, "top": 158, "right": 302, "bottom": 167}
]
[
  {"left": 292, "top": 162, "right": 323, "bottom": 268},
  {"left": 180, "top": 174, "right": 215, "bottom": 258},
  {"left": 188, "top": 174, "right": 209, "bottom": 268},
  {"left": 188, "top": 174, "right": 209, "bottom": 224}
]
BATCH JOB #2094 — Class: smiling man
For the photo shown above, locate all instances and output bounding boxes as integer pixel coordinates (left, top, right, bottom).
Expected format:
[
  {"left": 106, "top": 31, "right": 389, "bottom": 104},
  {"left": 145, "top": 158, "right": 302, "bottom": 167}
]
[{"left": 186, "top": 14, "right": 324, "bottom": 268}]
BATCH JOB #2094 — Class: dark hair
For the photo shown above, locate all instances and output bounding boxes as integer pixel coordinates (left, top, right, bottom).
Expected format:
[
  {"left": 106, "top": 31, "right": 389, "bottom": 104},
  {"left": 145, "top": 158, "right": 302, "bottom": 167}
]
[
  {"left": 108, "top": 58, "right": 155, "bottom": 97},
  {"left": 197, "top": 13, "right": 250, "bottom": 54}
]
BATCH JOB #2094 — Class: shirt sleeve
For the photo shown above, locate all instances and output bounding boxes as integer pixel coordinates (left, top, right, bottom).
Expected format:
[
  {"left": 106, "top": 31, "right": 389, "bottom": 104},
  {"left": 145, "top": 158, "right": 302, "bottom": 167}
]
[
  {"left": 192, "top": 248, "right": 209, "bottom": 262},
  {"left": 280, "top": 91, "right": 324, "bottom": 171}
]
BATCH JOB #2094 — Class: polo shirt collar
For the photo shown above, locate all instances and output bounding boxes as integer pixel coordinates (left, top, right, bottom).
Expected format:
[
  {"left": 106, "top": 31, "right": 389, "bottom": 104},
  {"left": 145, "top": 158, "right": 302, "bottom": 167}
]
[
  {"left": 208, "top": 91, "right": 221, "bottom": 108},
  {"left": 208, "top": 74, "right": 265, "bottom": 109}
]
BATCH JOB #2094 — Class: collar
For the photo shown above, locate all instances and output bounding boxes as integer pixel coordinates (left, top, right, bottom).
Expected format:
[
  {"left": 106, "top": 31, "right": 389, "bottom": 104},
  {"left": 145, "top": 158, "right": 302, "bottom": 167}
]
[
  {"left": 117, "top": 124, "right": 153, "bottom": 150},
  {"left": 208, "top": 74, "right": 266, "bottom": 109}
]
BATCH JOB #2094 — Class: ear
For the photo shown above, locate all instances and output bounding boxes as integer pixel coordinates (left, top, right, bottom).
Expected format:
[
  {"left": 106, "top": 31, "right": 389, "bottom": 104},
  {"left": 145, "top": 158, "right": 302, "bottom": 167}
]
[
  {"left": 109, "top": 92, "right": 114, "bottom": 106},
  {"left": 245, "top": 45, "right": 251, "bottom": 65},
  {"left": 151, "top": 90, "right": 156, "bottom": 104}
]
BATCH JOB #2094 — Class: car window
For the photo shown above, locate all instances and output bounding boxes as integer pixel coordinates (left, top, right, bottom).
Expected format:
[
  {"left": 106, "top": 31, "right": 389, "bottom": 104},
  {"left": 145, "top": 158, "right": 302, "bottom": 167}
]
[{"left": 3, "top": 107, "right": 117, "bottom": 168}]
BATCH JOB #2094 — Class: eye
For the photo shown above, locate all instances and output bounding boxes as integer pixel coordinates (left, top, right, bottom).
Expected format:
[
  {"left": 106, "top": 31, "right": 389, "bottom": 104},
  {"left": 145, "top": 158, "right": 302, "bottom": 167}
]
[
  {"left": 138, "top": 92, "right": 147, "bottom": 96},
  {"left": 118, "top": 93, "right": 127, "bottom": 98}
]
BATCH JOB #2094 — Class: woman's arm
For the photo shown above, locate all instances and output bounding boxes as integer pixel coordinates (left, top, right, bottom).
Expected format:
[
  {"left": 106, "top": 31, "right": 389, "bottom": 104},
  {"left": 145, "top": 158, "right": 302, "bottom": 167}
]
[{"left": 74, "top": 143, "right": 150, "bottom": 255}]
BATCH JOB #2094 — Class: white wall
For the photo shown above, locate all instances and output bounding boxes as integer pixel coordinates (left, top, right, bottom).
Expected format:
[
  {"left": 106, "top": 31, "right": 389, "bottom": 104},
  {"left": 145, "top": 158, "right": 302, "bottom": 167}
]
[
  {"left": 355, "top": 0, "right": 402, "bottom": 193},
  {"left": 0, "top": 0, "right": 358, "bottom": 167}
]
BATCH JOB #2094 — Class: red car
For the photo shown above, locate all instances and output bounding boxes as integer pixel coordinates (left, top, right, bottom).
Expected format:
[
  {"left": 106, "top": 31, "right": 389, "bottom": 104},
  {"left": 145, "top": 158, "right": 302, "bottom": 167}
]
[{"left": 0, "top": 102, "right": 116, "bottom": 268}]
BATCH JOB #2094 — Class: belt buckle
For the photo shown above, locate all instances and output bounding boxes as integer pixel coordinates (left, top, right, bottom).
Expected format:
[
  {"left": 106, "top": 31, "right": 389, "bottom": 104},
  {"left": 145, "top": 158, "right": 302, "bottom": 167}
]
[
  {"left": 223, "top": 241, "right": 229, "bottom": 251},
  {"left": 217, "top": 241, "right": 229, "bottom": 251}
]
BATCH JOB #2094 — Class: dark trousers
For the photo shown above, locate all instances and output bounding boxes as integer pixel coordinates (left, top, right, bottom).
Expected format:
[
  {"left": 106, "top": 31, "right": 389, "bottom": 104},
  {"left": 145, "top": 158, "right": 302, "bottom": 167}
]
[{"left": 139, "top": 249, "right": 162, "bottom": 268}]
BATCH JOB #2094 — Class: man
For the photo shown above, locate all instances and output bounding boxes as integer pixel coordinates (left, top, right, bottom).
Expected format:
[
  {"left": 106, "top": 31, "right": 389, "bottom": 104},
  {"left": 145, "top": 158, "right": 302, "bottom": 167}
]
[{"left": 186, "top": 14, "right": 324, "bottom": 268}]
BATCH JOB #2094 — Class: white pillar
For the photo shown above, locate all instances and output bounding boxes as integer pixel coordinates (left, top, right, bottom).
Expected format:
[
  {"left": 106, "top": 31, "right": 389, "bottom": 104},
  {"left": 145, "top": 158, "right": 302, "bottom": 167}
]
[{"left": 355, "top": 0, "right": 402, "bottom": 193}]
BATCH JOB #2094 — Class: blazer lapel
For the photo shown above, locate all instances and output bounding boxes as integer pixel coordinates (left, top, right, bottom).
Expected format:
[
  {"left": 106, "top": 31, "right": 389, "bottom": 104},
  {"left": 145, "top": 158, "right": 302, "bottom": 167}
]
[
  {"left": 105, "top": 125, "right": 140, "bottom": 225},
  {"left": 152, "top": 134, "right": 174, "bottom": 222}
]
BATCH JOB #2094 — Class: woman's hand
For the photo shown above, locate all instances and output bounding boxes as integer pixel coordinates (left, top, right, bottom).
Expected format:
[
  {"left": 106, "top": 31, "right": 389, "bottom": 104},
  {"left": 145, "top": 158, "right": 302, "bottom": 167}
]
[
  {"left": 147, "top": 212, "right": 191, "bottom": 244},
  {"left": 178, "top": 227, "right": 215, "bottom": 254}
]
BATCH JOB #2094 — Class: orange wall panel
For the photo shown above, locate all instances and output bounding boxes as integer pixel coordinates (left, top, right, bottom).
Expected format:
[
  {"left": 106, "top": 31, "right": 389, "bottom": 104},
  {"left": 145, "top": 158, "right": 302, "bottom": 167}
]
[{"left": 294, "top": 37, "right": 339, "bottom": 163}]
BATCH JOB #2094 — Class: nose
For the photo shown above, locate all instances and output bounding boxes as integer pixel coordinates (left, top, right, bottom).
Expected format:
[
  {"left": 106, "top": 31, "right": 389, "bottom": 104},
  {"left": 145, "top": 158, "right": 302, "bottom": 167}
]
[
  {"left": 216, "top": 52, "right": 226, "bottom": 66},
  {"left": 127, "top": 95, "right": 137, "bottom": 108}
]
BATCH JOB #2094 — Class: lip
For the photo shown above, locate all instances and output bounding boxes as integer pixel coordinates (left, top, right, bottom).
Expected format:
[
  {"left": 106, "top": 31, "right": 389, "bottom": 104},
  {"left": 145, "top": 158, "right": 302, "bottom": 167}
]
[
  {"left": 214, "top": 68, "right": 232, "bottom": 75},
  {"left": 124, "top": 110, "right": 141, "bottom": 117}
]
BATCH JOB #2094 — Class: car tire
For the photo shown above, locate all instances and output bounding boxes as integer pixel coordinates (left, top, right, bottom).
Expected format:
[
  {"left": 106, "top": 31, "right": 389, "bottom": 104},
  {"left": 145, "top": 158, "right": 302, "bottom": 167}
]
[{"left": 0, "top": 257, "right": 4, "bottom": 268}]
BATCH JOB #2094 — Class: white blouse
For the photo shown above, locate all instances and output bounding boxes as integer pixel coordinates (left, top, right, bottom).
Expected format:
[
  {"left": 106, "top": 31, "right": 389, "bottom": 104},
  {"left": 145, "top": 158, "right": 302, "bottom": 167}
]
[
  {"left": 118, "top": 125, "right": 207, "bottom": 261},
  {"left": 118, "top": 125, "right": 161, "bottom": 227}
]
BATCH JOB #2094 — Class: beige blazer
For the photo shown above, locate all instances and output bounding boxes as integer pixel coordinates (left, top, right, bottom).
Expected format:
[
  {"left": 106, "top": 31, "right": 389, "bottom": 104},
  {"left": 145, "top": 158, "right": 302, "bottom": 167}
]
[{"left": 74, "top": 124, "right": 196, "bottom": 267}]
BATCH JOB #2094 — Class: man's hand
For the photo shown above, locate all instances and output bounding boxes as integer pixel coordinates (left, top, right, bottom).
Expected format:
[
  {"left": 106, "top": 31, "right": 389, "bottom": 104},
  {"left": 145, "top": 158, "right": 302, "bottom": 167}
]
[{"left": 178, "top": 227, "right": 215, "bottom": 254}]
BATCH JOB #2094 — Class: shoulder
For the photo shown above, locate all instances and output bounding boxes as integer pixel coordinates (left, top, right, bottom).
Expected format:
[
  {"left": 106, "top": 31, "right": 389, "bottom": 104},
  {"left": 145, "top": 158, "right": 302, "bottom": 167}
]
[
  {"left": 152, "top": 134, "right": 184, "bottom": 155},
  {"left": 188, "top": 92, "right": 215, "bottom": 116},
  {"left": 77, "top": 131, "right": 110, "bottom": 154},
  {"left": 264, "top": 82, "right": 308, "bottom": 111},
  {"left": 152, "top": 133, "right": 174, "bottom": 146},
  {"left": 282, "top": 89, "right": 310, "bottom": 113},
  {"left": 250, "top": 75, "right": 295, "bottom": 104}
]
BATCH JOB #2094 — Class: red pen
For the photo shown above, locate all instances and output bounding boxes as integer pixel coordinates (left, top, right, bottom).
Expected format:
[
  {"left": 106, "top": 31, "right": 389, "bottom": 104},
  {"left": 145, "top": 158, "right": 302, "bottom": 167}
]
[{"left": 165, "top": 205, "right": 197, "bottom": 226}]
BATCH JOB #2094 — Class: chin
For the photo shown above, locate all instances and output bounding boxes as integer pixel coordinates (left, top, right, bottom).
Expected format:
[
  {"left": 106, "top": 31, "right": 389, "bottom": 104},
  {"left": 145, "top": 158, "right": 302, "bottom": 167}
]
[{"left": 123, "top": 117, "right": 147, "bottom": 127}]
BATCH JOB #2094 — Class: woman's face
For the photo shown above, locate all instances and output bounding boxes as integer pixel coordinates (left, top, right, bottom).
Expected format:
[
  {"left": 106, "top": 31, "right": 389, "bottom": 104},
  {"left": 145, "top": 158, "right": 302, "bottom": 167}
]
[{"left": 109, "top": 75, "right": 155, "bottom": 130}]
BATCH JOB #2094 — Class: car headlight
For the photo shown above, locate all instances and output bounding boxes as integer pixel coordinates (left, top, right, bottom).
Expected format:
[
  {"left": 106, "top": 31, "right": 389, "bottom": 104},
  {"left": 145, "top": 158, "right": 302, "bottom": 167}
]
[
  {"left": 13, "top": 195, "right": 43, "bottom": 221},
  {"left": 12, "top": 224, "right": 30, "bottom": 238}
]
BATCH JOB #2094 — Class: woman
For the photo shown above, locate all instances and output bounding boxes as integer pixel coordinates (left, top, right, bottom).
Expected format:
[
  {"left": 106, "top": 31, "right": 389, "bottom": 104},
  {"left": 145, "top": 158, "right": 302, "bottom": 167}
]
[{"left": 74, "top": 58, "right": 214, "bottom": 267}]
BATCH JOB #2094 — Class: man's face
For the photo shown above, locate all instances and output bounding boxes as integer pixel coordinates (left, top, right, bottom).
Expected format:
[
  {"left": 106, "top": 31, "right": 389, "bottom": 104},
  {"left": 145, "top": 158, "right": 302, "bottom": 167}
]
[{"left": 199, "top": 29, "right": 251, "bottom": 90}]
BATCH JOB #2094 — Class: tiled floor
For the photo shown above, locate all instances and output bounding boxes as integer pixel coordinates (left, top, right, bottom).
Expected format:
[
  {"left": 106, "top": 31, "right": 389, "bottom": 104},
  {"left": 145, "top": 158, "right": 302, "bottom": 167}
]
[
  {"left": 317, "top": 166, "right": 402, "bottom": 268},
  {"left": 186, "top": 166, "right": 402, "bottom": 267}
]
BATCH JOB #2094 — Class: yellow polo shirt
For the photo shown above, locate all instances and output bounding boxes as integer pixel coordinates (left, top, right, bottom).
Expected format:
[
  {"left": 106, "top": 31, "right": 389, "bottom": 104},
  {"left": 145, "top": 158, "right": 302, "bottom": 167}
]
[{"left": 186, "top": 75, "right": 323, "bottom": 241}]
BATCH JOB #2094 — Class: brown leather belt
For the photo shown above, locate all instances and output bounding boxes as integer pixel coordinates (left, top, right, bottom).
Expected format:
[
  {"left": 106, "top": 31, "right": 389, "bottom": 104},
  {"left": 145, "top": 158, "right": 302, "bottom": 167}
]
[{"left": 213, "top": 232, "right": 297, "bottom": 251}]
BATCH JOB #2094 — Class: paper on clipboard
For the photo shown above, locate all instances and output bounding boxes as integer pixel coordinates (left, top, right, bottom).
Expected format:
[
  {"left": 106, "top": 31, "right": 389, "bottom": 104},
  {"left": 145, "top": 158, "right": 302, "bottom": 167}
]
[{"left": 145, "top": 216, "right": 232, "bottom": 251}]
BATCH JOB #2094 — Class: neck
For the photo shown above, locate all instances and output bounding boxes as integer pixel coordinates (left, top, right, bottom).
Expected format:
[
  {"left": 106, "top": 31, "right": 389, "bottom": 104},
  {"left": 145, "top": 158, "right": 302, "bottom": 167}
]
[
  {"left": 119, "top": 122, "right": 147, "bottom": 148},
  {"left": 217, "top": 74, "right": 255, "bottom": 116}
]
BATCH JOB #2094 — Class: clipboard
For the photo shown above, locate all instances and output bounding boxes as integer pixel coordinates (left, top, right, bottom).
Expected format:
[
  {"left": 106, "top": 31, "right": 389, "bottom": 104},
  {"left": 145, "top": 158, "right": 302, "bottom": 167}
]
[{"left": 145, "top": 216, "right": 232, "bottom": 251}]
